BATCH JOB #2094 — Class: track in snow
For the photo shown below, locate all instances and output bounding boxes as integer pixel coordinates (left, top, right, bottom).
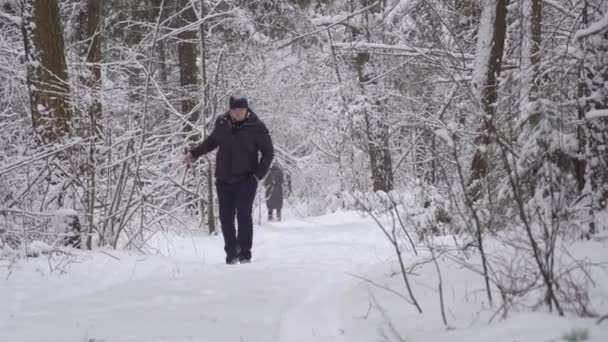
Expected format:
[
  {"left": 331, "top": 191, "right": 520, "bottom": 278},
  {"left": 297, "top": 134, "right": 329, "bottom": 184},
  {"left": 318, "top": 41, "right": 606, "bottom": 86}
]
[{"left": 1, "top": 212, "right": 392, "bottom": 342}]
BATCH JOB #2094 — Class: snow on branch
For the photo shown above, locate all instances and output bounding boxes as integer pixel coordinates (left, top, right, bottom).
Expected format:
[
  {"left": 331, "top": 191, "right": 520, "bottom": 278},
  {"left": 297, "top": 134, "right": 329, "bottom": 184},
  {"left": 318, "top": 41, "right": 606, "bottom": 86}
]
[
  {"left": 433, "top": 128, "right": 454, "bottom": 148},
  {"left": 0, "top": 139, "right": 84, "bottom": 175},
  {"left": 331, "top": 42, "right": 476, "bottom": 60},
  {"left": 310, "top": 14, "right": 349, "bottom": 26},
  {"left": 586, "top": 109, "right": 608, "bottom": 120},
  {"left": 278, "top": 0, "right": 381, "bottom": 49},
  {"left": 574, "top": 12, "right": 608, "bottom": 40},
  {"left": 0, "top": 10, "right": 21, "bottom": 26},
  {"left": 542, "top": 0, "right": 576, "bottom": 19}
]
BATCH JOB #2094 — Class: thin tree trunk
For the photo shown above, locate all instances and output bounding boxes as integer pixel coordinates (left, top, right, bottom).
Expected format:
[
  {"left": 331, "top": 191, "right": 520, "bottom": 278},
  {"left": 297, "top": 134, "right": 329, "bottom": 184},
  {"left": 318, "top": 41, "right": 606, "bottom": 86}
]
[
  {"left": 126, "top": 2, "right": 146, "bottom": 105},
  {"left": 77, "top": 0, "right": 104, "bottom": 249},
  {"left": 199, "top": 0, "right": 216, "bottom": 234},
  {"left": 499, "top": 146, "right": 564, "bottom": 315},
  {"left": 429, "top": 245, "right": 449, "bottom": 328}
]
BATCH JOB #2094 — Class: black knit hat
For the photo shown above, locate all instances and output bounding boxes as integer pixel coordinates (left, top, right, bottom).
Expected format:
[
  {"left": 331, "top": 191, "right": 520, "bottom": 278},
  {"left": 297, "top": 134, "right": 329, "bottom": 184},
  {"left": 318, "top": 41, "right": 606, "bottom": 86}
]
[{"left": 229, "top": 96, "right": 248, "bottom": 109}]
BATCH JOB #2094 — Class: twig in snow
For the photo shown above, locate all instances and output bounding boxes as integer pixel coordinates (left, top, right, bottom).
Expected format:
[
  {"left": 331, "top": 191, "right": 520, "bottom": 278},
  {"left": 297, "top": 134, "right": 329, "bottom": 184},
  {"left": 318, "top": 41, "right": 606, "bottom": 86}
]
[
  {"left": 428, "top": 243, "right": 452, "bottom": 329},
  {"left": 370, "top": 292, "right": 408, "bottom": 342},
  {"left": 100, "top": 250, "right": 120, "bottom": 260},
  {"left": 346, "top": 272, "right": 414, "bottom": 305}
]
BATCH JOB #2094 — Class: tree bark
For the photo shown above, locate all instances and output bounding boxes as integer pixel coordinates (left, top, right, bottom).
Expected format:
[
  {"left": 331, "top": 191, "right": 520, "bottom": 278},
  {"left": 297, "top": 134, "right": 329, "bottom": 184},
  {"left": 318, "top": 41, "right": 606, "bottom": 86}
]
[
  {"left": 126, "top": 1, "right": 146, "bottom": 104},
  {"left": 519, "top": 0, "right": 542, "bottom": 123},
  {"left": 177, "top": 0, "right": 200, "bottom": 132},
  {"left": 199, "top": 0, "right": 215, "bottom": 234},
  {"left": 76, "top": 0, "right": 104, "bottom": 249},
  {"left": 353, "top": 0, "right": 393, "bottom": 192},
  {"left": 580, "top": 0, "right": 608, "bottom": 234},
  {"left": 22, "top": 0, "right": 72, "bottom": 144},
  {"left": 468, "top": 0, "right": 509, "bottom": 198}
]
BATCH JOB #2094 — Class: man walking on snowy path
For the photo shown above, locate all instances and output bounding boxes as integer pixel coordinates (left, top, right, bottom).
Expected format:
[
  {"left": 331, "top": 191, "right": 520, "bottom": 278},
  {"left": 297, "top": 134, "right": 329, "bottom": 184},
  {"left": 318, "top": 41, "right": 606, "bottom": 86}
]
[{"left": 183, "top": 95, "right": 274, "bottom": 264}]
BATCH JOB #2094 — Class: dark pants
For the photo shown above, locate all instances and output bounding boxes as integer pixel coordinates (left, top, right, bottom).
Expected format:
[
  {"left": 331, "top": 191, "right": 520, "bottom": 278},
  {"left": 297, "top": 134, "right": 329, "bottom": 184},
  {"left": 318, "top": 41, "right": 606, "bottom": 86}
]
[
  {"left": 216, "top": 176, "right": 258, "bottom": 260},
  {"left": 268, "top": 207, "right": 282, "bottom": 221}
]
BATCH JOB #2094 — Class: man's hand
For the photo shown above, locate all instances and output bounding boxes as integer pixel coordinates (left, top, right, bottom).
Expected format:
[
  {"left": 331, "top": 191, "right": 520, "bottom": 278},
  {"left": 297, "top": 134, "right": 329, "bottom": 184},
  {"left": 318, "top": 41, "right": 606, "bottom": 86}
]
[{"left": 183, "top": 151, "right": 193, "bottom": 168}]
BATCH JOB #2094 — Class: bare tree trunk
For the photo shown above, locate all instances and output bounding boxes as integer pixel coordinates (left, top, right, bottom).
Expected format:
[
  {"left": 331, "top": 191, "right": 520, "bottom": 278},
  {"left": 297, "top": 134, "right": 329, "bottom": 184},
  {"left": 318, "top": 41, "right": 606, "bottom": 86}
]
[
  {"left": 79, "top": 0, "right": 103, "bottom": 134},
  {"left": 76, "top": 0, "right": 104, "bottom": 250},
  {"left": 158, "top": 39, "right": 168, "bottom": 85},
  {"left": 351, "top": 0, "right": 393, "bottom": 192},
  {"left": 578, "top": 0, "right": 608, "bottom": 234},
  {"left": 199, "top": 0, "right": 216, "bottom": 234},
  {"left": 468, "top": 0, "right": 509, "bottom": 198},
  {"left": 22, "top": 0, "right": 72, "bottom": 144},
  {"left": 177, "top": 0, "right": 200, "bottom": 132},
  {"left": 363, "top": 100, "right": 393, "bottom": 192},
  {"left": 519, "top": 0, "right": 542, "bottom": 123}
]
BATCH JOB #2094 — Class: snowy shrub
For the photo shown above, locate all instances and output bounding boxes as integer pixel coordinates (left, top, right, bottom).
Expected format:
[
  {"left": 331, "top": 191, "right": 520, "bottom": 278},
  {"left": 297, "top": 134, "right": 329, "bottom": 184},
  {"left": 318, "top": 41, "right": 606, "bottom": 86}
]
[
  {"left": 25, "top": 240, "right": 52, "bottom": 258},
  {"left": 562, "top": 328, "right": 590, "bottom": 342},
  {"left": 51, "top": 209, "right": 82, "bottom": 248},
  {"left": 343, "top": 183, "right": 454, "bottom": 241}
]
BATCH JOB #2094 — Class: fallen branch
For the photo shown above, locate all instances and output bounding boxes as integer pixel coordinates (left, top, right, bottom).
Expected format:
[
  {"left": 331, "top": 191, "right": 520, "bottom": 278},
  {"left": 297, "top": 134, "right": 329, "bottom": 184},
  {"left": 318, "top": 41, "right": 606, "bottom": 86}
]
[{"left": 100, "top": 250, "right": 120, "bottom": 260}]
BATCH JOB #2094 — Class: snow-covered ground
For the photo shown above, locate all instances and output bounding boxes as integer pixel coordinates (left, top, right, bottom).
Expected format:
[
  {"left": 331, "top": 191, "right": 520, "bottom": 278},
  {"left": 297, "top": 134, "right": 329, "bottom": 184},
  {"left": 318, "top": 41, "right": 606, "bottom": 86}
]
[{"left": 1, "top": 211, "right": 607, "bottom": 342}]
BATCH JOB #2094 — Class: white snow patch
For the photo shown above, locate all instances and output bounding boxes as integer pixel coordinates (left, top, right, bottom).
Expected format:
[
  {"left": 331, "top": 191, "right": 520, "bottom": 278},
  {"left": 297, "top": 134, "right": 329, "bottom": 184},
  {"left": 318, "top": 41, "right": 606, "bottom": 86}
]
[
  {"left": 54, "top": 208, "right": 78, "bottom": 217},
  {"left": 2, "top": 212, "right": 607, "bottom": 342},
  {"left": 51, "top": 208, "right": 79, "bottom": 236},
  {"left": 434, "top": 128, "right": 454, "bottom": 148},
  {"left": 25, "top": 241, "right": 52, "bottom": 257}
]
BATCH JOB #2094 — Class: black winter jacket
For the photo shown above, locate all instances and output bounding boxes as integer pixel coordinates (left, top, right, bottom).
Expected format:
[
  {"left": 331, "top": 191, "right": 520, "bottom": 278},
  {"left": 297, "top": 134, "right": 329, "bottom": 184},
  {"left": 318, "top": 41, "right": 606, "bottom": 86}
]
[{"left": 190, "top": 111, "right": 274, "bottom": 182}]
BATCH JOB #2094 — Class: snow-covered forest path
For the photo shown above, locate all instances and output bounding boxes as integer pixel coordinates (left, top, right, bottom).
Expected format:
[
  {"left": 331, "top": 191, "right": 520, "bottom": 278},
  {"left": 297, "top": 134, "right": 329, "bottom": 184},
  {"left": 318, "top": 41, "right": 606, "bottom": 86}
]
[{"left": 1, "top": 212, "right": 393, "bottom": 342}]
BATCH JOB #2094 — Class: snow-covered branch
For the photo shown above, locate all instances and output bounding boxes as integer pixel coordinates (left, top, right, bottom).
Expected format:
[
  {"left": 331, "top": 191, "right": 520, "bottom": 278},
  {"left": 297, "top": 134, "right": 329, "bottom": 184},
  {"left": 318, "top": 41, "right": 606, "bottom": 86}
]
[
  {"left": 0, "top": 10, "right": 21, "bottom": 26},
  {"left": 543, "top": 0, "right": 577, "bottom": 19},
  {"left": 574, "top": 11, "right": 608, "bottom": 40},
  {"left": 331, "top": 42, "right": 475, "bottom": 60},
  {"left": 586, "top": 109, "right": 608, "bottom": 120},
  {"left": 278, "top": 0, "right": 381, "bottom": 49}
]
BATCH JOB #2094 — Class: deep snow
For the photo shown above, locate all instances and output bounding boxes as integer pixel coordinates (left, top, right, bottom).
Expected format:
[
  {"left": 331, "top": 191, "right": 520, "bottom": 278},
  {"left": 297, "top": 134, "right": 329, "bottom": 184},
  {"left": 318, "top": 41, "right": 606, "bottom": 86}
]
[{"left": 1, "top": 211, "right": 607, "bottom": 342}]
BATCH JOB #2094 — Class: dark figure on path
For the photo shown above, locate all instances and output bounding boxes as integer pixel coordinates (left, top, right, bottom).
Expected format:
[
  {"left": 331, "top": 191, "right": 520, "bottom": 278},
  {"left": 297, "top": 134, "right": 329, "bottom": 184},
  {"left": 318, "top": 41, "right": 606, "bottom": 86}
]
[
  {"left": 265, "top": 163, "right": 284, "bottom": 221},
  {"left": 184, "top": 95, "right": 274, "bottom": 264}
]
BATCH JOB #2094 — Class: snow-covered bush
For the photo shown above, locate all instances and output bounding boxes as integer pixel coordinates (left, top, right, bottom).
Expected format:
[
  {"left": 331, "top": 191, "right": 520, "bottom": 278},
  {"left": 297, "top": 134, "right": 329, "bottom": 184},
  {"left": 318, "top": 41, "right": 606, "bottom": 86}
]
[{"left": 342, "top": 183, "right": 453, "bottom": 241}]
